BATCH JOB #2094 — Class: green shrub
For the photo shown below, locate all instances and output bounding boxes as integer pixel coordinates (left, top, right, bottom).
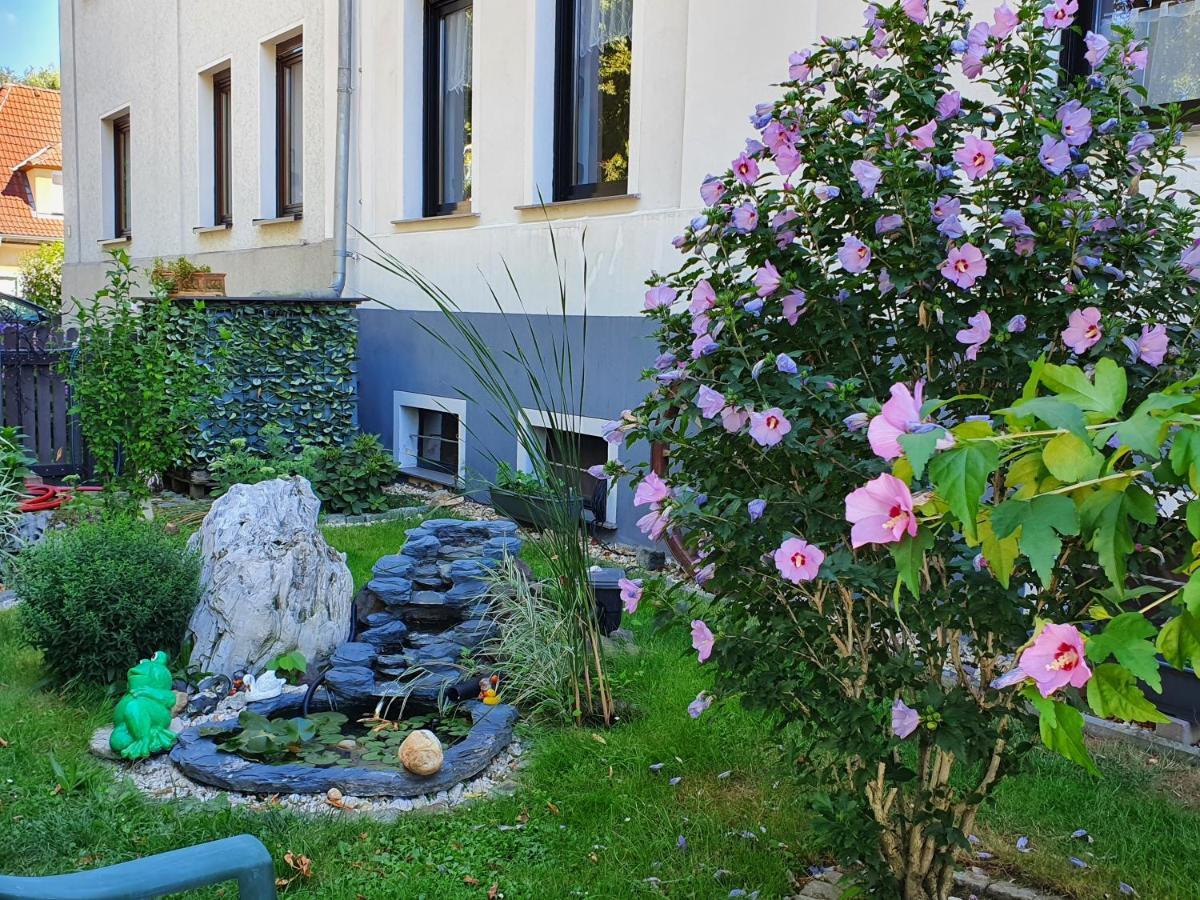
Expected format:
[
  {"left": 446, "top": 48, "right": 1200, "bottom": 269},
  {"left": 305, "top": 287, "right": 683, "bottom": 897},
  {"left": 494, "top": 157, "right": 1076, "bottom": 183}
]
[
  {"left": 15, "top": 516, "right": 201, "bottom": 684},
  {"left": 494, "top": 462, "right": 550, "bottom": 497},
  {"left": 209, "top": 426, "right": 313, "bottom": 493},
  {"left": 0, "top": 427, "right": 31, "bottom": 578},
  {"left": 303, "top": 433, "right": 399, "bottom": 515}
]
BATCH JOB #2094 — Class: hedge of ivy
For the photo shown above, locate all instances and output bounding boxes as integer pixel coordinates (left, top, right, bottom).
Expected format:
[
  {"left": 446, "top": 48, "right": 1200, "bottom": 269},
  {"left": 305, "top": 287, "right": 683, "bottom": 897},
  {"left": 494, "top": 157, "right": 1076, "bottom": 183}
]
[{"left": 190, "top": 300, "right": 359, "bottom": 463}]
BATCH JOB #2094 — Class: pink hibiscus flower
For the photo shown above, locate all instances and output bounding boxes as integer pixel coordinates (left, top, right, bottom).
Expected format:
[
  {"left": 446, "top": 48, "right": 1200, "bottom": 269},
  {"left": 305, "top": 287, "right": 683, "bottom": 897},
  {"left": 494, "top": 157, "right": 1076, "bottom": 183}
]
[
  {"left": 696, "top": 385, "right": 726, "bottom": 419},
  {"left": 781, "top": 291, "right": 807, "bottom": 324},
  {"left": 644, "top": 285, "right": 677, "bottom": 311},
  {"left": 754, "top": 262, "right": 782, "bottom": 297},
  {"left": 1084, "top": 31, "right": 1110, "bottom": 67},
  {"left": 839, "top": 235, "right": 872, "bottom": 274},
  {"left": 991, "top": 3, "right": 1019, "bottom": 39},
  {"left": 1180, "top": 242, "right": 1200, "bottom": 280},
  {"left": 749, "top": 408, "right": 792, "bottom": 447},
  {"left": 867, "top": 380, "right": 947, "bottom": 460},
  {"left": 690, "top": 280, "right": 717, "bottom": 315},
  {"left": 1018, "top": 623, "right": 1092, "bottom": 698},
  {"left": 941, "top": 243, "right": 987, "bottom": 289},
  {"left": 634, "top": 471, "right": 672, "bottom": 507},
  {"left": 851, "top": 159, "right": 883, "bottom": 197},
  {"left": 891, "top": 698, "right": 920, "bottom": 739},
  {"left": 1123, "top": 323, "right": 1168, "bottom": 367},
  {"left": 1043, "top": 0, "right": 1078, "bottom": 29},
  {"left": 618, "top": 578, "right": 643, "bottom": 614},
  {"left": 721, "top": 406, "right": 749, "bottom": 434},
  {"left": 1062, "top": 307, "right": 1103, "bottom": 354},
  {"left": 936, "top": 90, "right": 962, "bottom": 120},
  {"left": 901, "top": 0, "right": 927, "bottom": 24},
  {"left": 954, "top": 135, "right": 996, "bottom": 180},
  {"left": 687, "top": 691, "right": 713, "bottom": 718},
  {"left": 691, "top": 620, "right": 715, "bottom": 663},
  {"left": 845, "top": 473, "right": 919, "bottom": 548},
  {"left": 773, "top": 537, "right": 825, "bottom": 583},
  {"left": 908, "top": 119, "right": 938, "bottom": 151},
  {"left": 637, "top": 506, "right": 671, "bottom": 541},
  {"left": 788, "top": 50, "right": 813, "bottom": 82},
  {"left": 732, "top": 152, "right": 760, "bottom": 185},
  {"left": 1122, "top": 44, "right": 1148, "bottom": 71},
  {"left": 955, "top": 310, "right": 992, "bottom": 360}
]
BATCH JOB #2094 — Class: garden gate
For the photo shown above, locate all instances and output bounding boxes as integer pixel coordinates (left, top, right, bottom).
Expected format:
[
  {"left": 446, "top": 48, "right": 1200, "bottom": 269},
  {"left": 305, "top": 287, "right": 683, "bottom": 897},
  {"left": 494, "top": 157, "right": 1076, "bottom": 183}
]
[{"left": 0, "top": 324, "right": 88, "bottom": 478}]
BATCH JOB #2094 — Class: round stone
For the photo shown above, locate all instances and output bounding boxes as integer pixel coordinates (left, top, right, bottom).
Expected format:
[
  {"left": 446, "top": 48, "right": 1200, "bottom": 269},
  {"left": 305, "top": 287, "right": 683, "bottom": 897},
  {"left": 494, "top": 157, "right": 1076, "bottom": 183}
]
[
  {"left": 327, "top": 787, "right": 343, "bottom": 803},
  {"left": 336, "top": 739, "right": 357, "bottom": 751},
  {"left": 398, "top": 729, "right": 443, "bottom": 776}
]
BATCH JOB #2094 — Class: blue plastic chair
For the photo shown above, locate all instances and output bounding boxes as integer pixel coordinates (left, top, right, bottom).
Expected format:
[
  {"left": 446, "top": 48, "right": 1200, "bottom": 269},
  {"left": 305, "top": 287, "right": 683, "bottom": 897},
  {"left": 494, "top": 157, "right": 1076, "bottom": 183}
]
[{"left": 0, "top": 835, "right": 278, "bottom": 899}]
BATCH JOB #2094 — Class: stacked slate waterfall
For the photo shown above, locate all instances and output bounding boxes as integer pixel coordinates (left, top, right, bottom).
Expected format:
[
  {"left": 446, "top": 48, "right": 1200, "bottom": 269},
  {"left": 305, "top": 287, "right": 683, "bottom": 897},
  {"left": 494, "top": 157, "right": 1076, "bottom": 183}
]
[{"left": 325, "top": 519, "right": 521, "bottom": 705}]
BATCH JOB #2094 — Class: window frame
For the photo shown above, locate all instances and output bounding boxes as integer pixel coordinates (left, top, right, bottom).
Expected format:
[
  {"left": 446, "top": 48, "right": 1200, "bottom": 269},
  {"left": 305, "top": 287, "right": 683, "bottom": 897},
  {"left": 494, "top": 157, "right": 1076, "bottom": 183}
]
[
  {"left": 423, "top": 0, "right": 474, "bottom": 218},
  {"left": 1062, "top": 0, "right": 1200, "bottom": 121},
  {"left": 275, "top": 35, "right": 304, "bottom": 218},
  {"left": 112, "top": 113, "right": 131, "bottom": 239},
  {"left": 213, "top": 68, "right": 232, "bottom": 226},
  {"left": 552, "top": 0, "right": 632, "bottom": 203}
]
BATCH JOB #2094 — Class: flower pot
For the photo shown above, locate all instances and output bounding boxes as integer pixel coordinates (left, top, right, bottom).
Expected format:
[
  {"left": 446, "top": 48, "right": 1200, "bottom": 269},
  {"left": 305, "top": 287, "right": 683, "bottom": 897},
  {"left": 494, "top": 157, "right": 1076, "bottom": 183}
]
[
  {"left": 589, "top": 567, "right": 626, "bottom": 636},
  {"left": 1154, "top": 658, "right": 1200, "bottom": 725},
  {"left": 489, "top": 487, "right": 583, "bottom": 530}
]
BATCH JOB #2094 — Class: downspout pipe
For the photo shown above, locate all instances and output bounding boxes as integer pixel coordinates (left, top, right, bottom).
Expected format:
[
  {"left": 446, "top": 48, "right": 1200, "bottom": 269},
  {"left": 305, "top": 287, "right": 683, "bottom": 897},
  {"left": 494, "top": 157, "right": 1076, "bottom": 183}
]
[{"left": 292, "top": 0, "right": 353, "bottom": 299}]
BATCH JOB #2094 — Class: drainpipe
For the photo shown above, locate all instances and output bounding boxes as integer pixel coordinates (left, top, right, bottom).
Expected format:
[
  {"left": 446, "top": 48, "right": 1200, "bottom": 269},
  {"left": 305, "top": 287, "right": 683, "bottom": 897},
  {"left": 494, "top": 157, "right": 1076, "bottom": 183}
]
[{"left": 293, "top": 0, "right": 353, "bottom": 299}]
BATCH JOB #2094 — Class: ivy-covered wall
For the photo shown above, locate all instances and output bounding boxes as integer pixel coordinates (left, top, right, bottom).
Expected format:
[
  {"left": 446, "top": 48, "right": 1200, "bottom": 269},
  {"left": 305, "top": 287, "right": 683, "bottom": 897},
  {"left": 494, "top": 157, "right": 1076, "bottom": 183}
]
[{"left": 190, "top": 299, "right": 360, "bottom": 463}]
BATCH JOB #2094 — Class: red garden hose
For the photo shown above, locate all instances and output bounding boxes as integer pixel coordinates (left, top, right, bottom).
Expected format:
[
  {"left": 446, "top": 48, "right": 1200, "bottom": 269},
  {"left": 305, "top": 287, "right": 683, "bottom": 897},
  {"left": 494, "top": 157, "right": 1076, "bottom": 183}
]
[{"left": 18, "top": 482, "right": 102, "bottom": 513}]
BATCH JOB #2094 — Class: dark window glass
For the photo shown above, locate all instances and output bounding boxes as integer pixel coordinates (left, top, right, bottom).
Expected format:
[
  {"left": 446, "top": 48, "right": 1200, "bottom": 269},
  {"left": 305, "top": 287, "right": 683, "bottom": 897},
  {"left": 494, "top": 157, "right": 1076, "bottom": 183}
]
[
  {"left": 425, "top": 0, "right": 473, "bottom": 216},
  {"left": 543, "top": 428, "right": 607, "bottom": 513},
  {"left": 1066, "top": 1, "right": 1200, "bottom": 110},
  {"left": 213, "top": 69, "right": 232, "bottom": 225},
  {"left": 276, "top": 35, "right": 303, "bottom": 217},
  {"left": 416, "top": 409, "right": 460, "bottom": 476},
  {"left": 554, "top": 0, "right": 632, "bottom": 201},
  {"left": 112, "top": 113, "right": 131, "bottom": 238}
]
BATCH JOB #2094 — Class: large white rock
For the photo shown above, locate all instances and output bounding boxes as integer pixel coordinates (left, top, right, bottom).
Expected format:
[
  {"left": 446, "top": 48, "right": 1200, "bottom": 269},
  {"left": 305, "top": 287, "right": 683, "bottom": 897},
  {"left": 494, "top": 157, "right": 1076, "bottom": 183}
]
[{"left": 186, "top": 477, "right": 353, "bottom": 677}]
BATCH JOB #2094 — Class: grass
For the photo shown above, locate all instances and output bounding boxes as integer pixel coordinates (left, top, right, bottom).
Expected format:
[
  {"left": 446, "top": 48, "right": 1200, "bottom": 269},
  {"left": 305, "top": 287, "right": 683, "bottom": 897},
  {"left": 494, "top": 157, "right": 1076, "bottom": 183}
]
[{"left": 2, "top": 517, "right": 1200, "bottom": 898}]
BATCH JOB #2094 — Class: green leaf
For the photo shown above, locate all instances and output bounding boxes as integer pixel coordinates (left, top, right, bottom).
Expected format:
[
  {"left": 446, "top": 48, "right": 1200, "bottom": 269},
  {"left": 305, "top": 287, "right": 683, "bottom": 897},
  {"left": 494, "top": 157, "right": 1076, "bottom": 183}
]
[
  {"left": 1086, "top": 663, "right": 1168, "bottom": 723},
  {"left": 898, "top": 429, "right": 945, "bottom": 480},
  {"left": 1084, "top": 612, "right": 1162, "bottom": 692},
  {"left": 1023, "top": 686, "right": 1099, "bottom": 775},
  {"left": 979, "top": 514, "right": 1019, "bottom": 588},
  {"left": 889, "top": 527, "right": 933, "bottom": 601},
  {"left": 928, "top": 442, "right": 999, "bottom": 543},
  {"left": 1156, "top": 611, "right": 1200, "bottom": 672},
  {"left": 1079, "top": 489, "right": 1135, "bottom": 593},
  {"left": 1114, "top": 411, "right": 1166, "bottom": 457},
  {"left": 990, "top": 495, "right": 1079, "bottom": 586},
  {"left": 1042, "top": 358, "right": 1127, "bottom": 418},
  {"left": 1187, "top": 500, "right": 1200, "bottom": 540},
  {"left": 1170, "top": 428, "right": 1200, "bottom": 491},
  {"left": 1041, "top": 432, "right": 1102, "bottom": 484},
  {"left": 1005, "top": 397, "right": 1089, "bottom": 441}
]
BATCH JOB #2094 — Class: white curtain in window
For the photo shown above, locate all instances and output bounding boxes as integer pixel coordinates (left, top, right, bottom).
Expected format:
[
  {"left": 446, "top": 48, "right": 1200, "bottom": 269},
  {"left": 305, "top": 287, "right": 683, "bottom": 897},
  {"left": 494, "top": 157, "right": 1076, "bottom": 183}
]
[
  {"left": 579, "top": 0, "right": 632, "bottom": 55},
  {"left": 443, "top": 7, "right": 473, "bottom": 95}
]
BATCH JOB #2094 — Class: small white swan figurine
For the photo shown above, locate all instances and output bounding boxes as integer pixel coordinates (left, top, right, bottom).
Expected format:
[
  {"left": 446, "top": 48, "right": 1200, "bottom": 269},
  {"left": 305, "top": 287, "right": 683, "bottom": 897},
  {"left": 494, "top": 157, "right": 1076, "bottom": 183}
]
[{"left": 243, "top": 669, "right": 287, "bottom": 701}]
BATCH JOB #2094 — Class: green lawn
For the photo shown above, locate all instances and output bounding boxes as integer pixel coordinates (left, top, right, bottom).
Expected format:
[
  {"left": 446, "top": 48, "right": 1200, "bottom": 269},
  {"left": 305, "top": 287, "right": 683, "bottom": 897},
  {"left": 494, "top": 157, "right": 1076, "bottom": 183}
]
[{"left": 2, "top": 518, "right": 1199, "bottom": 898}]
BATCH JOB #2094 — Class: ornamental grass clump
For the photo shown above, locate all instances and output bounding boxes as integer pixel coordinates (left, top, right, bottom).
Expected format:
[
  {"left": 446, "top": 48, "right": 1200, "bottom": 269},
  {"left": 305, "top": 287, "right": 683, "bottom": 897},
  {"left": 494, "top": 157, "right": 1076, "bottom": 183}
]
[{"left": 624, "top": 1, "right": 1200, "bottom": 896}]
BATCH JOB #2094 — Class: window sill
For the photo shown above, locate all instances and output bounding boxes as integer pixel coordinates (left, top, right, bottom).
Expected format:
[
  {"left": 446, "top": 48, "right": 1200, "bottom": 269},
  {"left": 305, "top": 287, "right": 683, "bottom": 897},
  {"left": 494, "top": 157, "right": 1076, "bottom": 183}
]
[
  {"left": 252, "top": 213, "right": 302, "bottom": 226},
  {"left": 399, "top": 465, "right": 458, "bottom": 488},
  {"left": 390, "top": 211, "right": 480, "bottom": 229},
  {"left": 514, "top": 193, "right": 640, "bottom": 211},
  {"left": 97, "top": 236, "right": 130, "bottom": 247},
  {"left": 193, "top": 223, "right": 231, "bottom": 234}
]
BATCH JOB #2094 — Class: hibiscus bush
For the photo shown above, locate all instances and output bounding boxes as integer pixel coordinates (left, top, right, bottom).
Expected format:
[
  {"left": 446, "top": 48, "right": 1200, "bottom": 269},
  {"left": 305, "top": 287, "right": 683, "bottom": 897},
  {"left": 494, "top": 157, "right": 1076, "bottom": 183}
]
[{"left": 617, "top": 0, "right": 1200, "bottom": 896}]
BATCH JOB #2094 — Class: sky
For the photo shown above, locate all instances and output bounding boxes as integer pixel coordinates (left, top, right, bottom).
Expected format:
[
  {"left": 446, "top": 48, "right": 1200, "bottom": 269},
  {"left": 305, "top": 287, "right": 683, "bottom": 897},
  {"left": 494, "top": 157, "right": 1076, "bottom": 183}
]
[{"left": 0, "top": 0, "right": 59, "bottom": 74}]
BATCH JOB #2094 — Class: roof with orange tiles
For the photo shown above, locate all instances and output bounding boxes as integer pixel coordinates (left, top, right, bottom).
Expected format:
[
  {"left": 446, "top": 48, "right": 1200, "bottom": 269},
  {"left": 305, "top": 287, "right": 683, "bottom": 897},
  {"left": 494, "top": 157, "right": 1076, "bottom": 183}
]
[{"left": 0, "top": 83, "right": 64, "bottom": 241}]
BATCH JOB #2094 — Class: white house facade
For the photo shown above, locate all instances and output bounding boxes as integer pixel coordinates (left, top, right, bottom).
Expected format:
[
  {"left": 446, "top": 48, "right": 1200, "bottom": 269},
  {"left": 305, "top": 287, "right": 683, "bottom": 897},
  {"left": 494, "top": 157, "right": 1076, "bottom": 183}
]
[{"left": 58, "top": 0, "right": 1200, "bottom": 544}]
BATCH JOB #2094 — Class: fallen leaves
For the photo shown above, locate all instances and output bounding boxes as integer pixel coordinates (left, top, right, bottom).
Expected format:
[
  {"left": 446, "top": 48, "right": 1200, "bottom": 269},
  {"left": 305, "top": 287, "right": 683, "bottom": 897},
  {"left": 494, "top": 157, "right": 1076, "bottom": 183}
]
[{"left": 275, "top": 851, "right": 313, "bottom": 890}]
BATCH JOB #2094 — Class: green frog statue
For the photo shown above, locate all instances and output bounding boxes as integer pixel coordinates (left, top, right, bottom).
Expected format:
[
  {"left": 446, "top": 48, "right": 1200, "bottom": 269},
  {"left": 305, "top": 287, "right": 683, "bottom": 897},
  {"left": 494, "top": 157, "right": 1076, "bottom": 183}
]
[{"left": 110, "top": 651, "right": 179, "bottom": 760}]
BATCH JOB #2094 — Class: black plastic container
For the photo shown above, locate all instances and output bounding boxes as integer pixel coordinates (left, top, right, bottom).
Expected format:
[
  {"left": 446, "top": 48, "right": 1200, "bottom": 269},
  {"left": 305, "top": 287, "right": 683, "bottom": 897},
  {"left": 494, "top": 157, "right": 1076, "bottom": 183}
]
[{"left": 589, "top": 567, "right": 626, "bottom": 636}]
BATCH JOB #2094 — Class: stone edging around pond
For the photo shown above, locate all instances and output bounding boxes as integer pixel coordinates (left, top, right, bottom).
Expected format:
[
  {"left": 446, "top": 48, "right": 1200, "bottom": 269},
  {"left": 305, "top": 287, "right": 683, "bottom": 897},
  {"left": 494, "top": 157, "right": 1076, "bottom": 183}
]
[
  {"left": 321, "top": 504, "right": 432, "bottom": 527},
  {"left": 170, "top": 697, "right": 518, "bottom": 798}
]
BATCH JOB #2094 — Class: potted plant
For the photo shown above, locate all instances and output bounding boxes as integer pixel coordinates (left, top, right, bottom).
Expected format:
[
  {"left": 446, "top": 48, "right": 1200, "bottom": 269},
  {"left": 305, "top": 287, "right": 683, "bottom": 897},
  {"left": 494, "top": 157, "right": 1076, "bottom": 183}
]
[
  {"left": 150, "top": 256, "right": 226, "bottom": 297},
  {"left": 489, "top": 463, "right": 584, "bottom": 530}
]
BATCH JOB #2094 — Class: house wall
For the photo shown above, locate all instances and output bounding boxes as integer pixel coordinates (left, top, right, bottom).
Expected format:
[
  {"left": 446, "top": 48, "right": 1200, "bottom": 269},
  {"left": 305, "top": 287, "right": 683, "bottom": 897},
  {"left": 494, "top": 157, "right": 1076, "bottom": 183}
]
[
  {"left": 59, "top": 0, "right": 1200, "bottom": 544},
  {"left": 0, "top": 242, "right": 32, "bottom": 295}
]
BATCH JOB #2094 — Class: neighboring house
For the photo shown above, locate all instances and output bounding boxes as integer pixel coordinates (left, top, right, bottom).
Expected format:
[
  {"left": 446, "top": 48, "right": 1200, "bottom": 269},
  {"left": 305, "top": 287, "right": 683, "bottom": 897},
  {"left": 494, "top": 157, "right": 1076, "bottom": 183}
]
[
  {"left": 0, "top": 82, "right": 63, "bottom": 298},
  {"left": 57, "top": 0, "right": 1200, "bottom": 545}
]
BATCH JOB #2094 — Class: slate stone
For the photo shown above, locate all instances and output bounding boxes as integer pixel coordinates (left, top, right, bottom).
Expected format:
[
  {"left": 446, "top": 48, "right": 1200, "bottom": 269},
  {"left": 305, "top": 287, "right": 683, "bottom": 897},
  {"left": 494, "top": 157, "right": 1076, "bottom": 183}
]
[
  {"left": 367, "top": 575, "right": 413, "bottom": 606},
  {"left": 445, "top": 580, "right": 488, "bottom": 605},
  {"left": 187, "top": 692, "right": 222, "bottom": 716},
  {"left": 359, "top": 619, "right": 410, "bottom": 648},
  {"left": 403, "top": 534, "right": 442, "bottom": 559},
  {"left": 483, "top": 536, "right": 523, "bottom": 559},
  {"left": 449, "top": 559, "right": 494, "bottom": 582},
  {"left": 366, "top": 611, "right": 405, "bottom": 628},
  {"left": 371, "top": 555, "right": 415, "bottom": 578},
  {"left": 325, "top": 665, "right": 376, "bottom": 698},
  {"left": 408, "top": 590, "right": 450, "bottom": 607},
  {"left": 170, "top": 700, "right": 517, "bottom": 797},
  {"left": 331, "top": 642, "right": 377, "bottom": 668},
  {"left": 405, "top": 641, "right": 467, "bottom": 664}
]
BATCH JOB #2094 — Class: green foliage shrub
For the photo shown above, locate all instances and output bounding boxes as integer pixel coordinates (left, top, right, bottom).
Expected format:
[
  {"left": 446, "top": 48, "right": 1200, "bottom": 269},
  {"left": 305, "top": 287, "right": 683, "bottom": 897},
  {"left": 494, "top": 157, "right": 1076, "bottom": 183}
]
[
  {"left": 0, "top": 427, "right": 32, "bottom": 578},
  {"left": 15, "top": 516, "right": 201, "bottom": 684},
  {"left": 17, "top": 241, "right": 63, "bottom": 315},
  {"left": 303, "top": 433, "right": 400, "bottom": 515}
]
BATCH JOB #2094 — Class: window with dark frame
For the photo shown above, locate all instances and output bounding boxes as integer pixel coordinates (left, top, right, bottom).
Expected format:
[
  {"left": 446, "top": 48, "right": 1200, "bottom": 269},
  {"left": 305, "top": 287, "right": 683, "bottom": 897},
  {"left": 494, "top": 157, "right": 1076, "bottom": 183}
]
[
  {"left": 276, "top": 35, "right": 303, "bottom": 218},
  {"left": 415, "top": 408, "right": 461, "bottom": 477},
  {"left": 213, "top": 69, "right": 232, "bottom": 225},
  {"left": 553, "top": 0, "right": 633, "bottom": 202},
  {"left": 112, "top": 113, "right": 131, "bottom": 238},
  {"left": 424, "top": 0, "right": 474, "bottom": 217},
  {"left": 1062, "top": 0, "right": 1200, "bottom": 116},
  {"left": 543, "top": 427, "right": 609, "bottom": 519}
]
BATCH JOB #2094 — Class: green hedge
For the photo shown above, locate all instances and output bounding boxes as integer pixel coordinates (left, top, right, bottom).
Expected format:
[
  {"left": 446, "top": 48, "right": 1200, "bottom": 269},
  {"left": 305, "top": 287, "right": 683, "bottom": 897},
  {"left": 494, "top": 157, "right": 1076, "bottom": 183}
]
[{"left": 191, "top": 300, "right": 359, "bottom": 462}]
